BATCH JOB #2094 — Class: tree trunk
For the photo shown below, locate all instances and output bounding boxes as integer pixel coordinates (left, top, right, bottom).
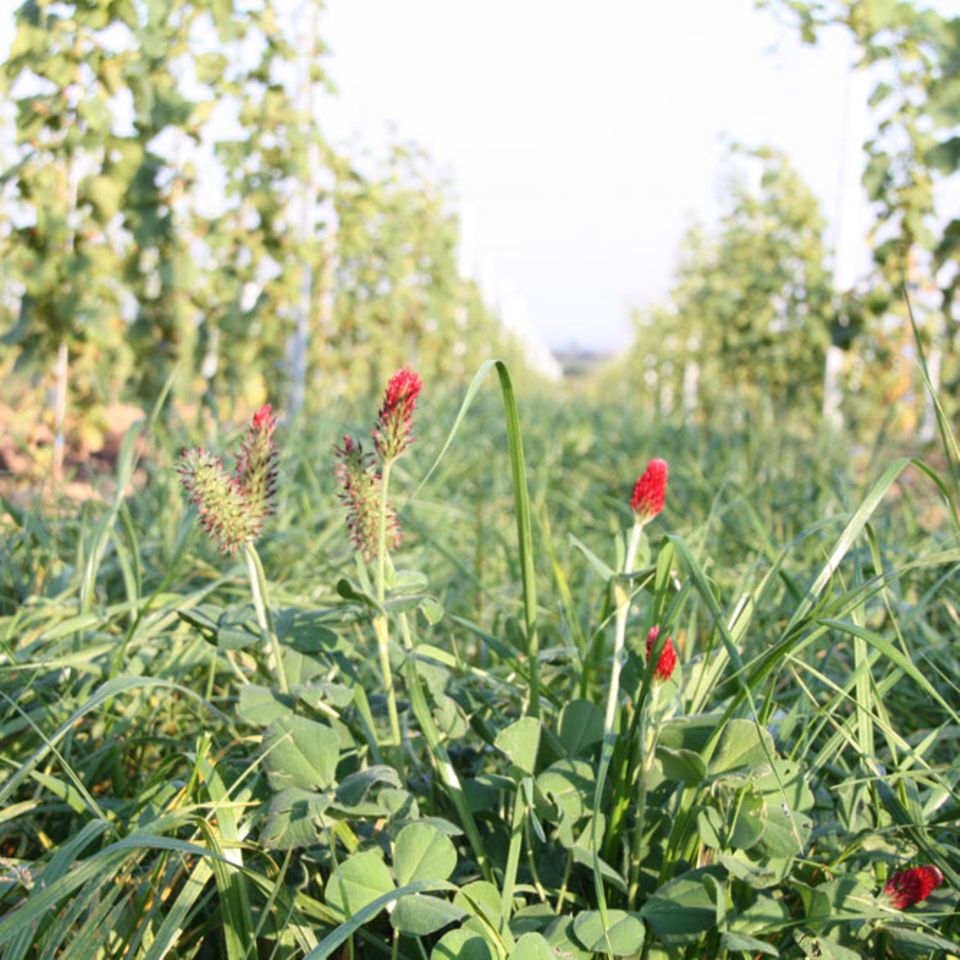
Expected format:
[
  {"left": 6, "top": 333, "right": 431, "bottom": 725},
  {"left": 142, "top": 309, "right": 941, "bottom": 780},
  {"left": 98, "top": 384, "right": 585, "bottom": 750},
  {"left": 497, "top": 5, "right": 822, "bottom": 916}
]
[
  {"left": 53, "top": 151, "right": 79, "bottom": 483},
  {"left": 52, "top": 339, "right": 69, "bottom": 482}
]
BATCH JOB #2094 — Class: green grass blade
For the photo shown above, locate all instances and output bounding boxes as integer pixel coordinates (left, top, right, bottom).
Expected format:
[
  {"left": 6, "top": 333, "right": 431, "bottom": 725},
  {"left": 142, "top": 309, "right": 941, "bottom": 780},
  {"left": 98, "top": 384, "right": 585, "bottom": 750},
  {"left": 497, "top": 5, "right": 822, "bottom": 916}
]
[{"left": 414, "top": 359, "right": 541, "bottom": 716}]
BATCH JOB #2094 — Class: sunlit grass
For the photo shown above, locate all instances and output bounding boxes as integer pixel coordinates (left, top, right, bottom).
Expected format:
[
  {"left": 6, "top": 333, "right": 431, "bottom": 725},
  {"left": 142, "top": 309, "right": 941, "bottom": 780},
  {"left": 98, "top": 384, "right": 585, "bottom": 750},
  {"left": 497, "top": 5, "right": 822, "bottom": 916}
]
[{"left": 0, "top": 371, "right": 958, "bottom": 958}]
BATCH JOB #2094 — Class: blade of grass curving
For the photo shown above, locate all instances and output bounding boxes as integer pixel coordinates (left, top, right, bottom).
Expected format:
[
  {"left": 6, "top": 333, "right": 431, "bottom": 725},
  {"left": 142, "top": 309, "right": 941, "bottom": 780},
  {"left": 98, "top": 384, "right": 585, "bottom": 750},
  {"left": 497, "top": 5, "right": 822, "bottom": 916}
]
[
  {"left": 843, "top": 539, "right": 877, "bottom": 826},
  {"left": 906, "top": 292, "right": 960, "bottom": 494},
  {"left": 0, "top": 833, "right": 267, "bottom": 949},
  {"left": 0, "top": 690, "right": 108, "bottom": 822},
  {"left": 413, "top": 359, "right": 540, "bottom": 716},
  {"left": 246, "top": 857, "right": 323, "bottom": 955},
  {"left": 141, "top": 853, "right": 216, "bottom": 960},
  {"left": 540, "top": 507, "right": 590, "bottom": 686},
  {"left": 800, "top": 650, "right": 898, "bottom": 773},
  {"left": 0, "top": 819, "right": 109, "bottom": 960},
  {"left": 786, "top": 652, "right": 958, "bottom": 860},
  {"left": 400, "top": 646, "right": 494, "bottom": 883},
  {"left": 108, "top": 574, "right": 228, "bottom": 682},
  {"left": 686, "top": 526, "right": 955, "bottom": 764},
  {"left": 787, "top": 651, "right": 914, "bottom": 774},
  {"left": 447, "top": 613, "right": 562, "bottom": 709},
  {"left": 787, "top": 458, "right": 958, "bottom": 639},
  {"left": 79, "top": 369, "right": 175, "bottom": 616},
  {"left": 108, "top": 526, "right": 139, "bottom": 626},
  {"left": 197, "top": 752, "right": 256, "bottom": 960},
  {"left": 41, "top": 875, "right": 129, "bottom": 959},
  {"left": 0, "top": 676, "right": 225, "bottom": 807},
  {"left": 817, "top": 618, "right": 960, "bottom": 727},
  {"left": 661, "top": 533, "right": 806, "bottom": 875},
  {"left": 196, "top": 820, "right": 256, "bottom": 960},
  {"left": 118, "top": 502, "right": 142, "bottom": 598},
  {"left": 302, "top": 880, "right": 458, "bottom": 960}
]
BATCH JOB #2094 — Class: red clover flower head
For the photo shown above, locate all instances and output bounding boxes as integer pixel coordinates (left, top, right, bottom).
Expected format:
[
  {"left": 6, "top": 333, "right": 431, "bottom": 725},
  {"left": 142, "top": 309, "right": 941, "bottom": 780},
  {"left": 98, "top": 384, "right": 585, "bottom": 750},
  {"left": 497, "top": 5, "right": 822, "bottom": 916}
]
[
  {"left": 883, "top": 866, "right": 943, "bottom": 909},
  {"left": 177, "top": 448, "right": 262, "bottom": 553},
  {"left": 252, "top": 403, "right": 274, "bottom": 430},
  {"left": 334, "top": 435, "right": 400, "bottom": 561},
  {"left": 235, "top": 403, "right": 279, "bottom": 526},
  {"left": 177, "top": 404, "right": 280, "bottom": 553},
  {"left": 374, "top": 367, "right": 423, "bottom": 462},
  {"left": 630, "top": 458, "right": 668, "bottom": 522},
  {"left": 645, "top": 625, "right": 677, "bottom": 682}
]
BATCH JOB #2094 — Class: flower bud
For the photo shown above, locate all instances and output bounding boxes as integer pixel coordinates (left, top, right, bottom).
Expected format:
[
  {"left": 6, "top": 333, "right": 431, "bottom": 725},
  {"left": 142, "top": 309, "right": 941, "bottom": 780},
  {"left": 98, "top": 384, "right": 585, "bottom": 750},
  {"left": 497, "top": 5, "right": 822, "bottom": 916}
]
[
  {"left": 177, "top": 404, "right": 281, "bottom": 553},
  {"left": 373, "top": 367, "right": 423, "bottom": 462},
  {"left": 883, "top": 866, "right": 943, "bottom": 909},
  {"left": 645, "top": 625, "right": 677, "bottom": 682},
  {"left": 335, "top": 435, "right": 399, "bottom": 560},
  {"left": 630, "top": 458, "right": 668, "bottom": 522},
  {"left": 177, "top": 448, "right": 262, "bottom": 553},
  {"left": 235, "top": 404, "right": 278, "bottom": 527}
]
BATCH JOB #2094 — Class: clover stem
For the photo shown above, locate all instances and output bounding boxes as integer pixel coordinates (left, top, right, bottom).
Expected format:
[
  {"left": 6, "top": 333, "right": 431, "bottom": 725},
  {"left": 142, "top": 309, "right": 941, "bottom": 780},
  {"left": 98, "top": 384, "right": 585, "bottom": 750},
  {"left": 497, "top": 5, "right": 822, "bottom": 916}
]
[
  {"left": 374, "top": 458, "right": 401, "bottom": 746},
  {"left": 591, "top": 520, "right": 643, "bottom": 944},
  {"left": 243, "top": 542, "right": 289, "bottom": 695},
  {"left": 628, "top": 683, "right": 660, "bottom": 907},
  {"left": 603, "top": 522, "right": 643, "bottom": 731}
]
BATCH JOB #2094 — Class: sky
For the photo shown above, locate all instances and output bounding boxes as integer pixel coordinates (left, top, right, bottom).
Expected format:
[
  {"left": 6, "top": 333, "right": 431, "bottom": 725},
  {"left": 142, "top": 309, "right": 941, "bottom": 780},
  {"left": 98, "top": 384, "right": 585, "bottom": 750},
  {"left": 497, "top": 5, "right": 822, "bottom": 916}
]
[
  {"left": 318, "top": 0, "right": 868, "bottom": 352},
  {"left": 318, "top": 0, "right": 960, "bottom": 353}
]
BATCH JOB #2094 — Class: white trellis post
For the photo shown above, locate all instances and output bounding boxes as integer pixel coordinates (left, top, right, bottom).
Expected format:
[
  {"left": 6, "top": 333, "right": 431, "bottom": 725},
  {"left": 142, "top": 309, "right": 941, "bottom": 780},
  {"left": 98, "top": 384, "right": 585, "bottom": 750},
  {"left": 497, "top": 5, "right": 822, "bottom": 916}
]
[
  {"left": 824, "top": 38, "right": 870, "bottom": 431},
  {"left": 682, "top": 334, "right": 700, "bottom": 419},
  {"left": 287, "top": 0, "right": 322, "bottom": 418}
]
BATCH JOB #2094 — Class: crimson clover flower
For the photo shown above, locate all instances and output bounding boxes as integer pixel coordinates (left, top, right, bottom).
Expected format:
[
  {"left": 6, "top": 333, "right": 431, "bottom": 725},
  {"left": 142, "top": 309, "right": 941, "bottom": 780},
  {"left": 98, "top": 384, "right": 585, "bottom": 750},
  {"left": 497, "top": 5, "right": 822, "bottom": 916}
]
[
  {"left": 645, "top": 625, "right": 677, "bottom": 682},
  {"left": 179, "top": 450, "right": 262, "bottom": 553},
  {"left": 235, "top": 404, "right": 279, "bottom": 526},
  {"left": 373, "top": 367, "right": 423, "bottom": 462},
  {"left": 630, "top": 458, "right": 668, "bottom": 522},
  {"left": 177, "top": 404, "right": 279, "bottom": 553},
  {"left": 883, "top": 865, "right": 943, "bottom": 909},
  {"left": 335, "top": 435, "right": 399, "bottom": 561}
]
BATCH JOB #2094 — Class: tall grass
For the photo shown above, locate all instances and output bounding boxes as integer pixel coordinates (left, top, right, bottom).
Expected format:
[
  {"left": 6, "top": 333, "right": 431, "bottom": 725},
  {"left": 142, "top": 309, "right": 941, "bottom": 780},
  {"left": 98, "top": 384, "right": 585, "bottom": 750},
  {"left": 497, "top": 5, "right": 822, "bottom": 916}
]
[{"left": 0, "top": 370, "right": 957, "bottom": 958}]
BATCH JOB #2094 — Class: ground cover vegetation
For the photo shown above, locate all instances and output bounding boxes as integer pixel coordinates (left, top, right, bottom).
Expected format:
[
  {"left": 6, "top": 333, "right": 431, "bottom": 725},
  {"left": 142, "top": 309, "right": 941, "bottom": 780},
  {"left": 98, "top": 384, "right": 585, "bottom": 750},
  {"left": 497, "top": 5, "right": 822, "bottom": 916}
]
[
  {"left": 1, "top": 367, "right": 959, "bottom": 958},
  {"left": 2, "top": 0, "right": 960, "bottom": 957}
]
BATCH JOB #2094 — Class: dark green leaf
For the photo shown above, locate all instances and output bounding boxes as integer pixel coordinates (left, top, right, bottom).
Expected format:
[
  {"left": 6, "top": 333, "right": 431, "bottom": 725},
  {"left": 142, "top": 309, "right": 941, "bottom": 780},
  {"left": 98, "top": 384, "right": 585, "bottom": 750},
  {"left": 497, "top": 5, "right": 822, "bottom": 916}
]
[
  {"left": 261, "top": 715, "right": 339, "bottom": 791},
  {"left": 325, "top": 851, "right": 395, "bottom": 919},
  {"left": 495, "top": 717, "right": 541, "bottom": 778},
  {"left": 261, "top": 787, "right": 331, "bottom": 850},
  {"left": 391, "top": 895, "right": 465, "bottom": 936},
  {"left": 641, "top": 867, "right": 724, "bottom": 943},
  {"left": 572, "top": 910, "right": 645, "bottom": 955},
  {"left": 394, "top": 822, "right": 457, "bottom": 885}
]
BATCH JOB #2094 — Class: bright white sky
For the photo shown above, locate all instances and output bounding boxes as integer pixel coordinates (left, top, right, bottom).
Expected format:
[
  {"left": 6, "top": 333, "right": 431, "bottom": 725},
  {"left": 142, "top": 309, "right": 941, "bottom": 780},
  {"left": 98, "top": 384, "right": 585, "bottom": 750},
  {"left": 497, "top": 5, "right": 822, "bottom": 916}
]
[{"left": 318, "top": 0, "right": 955, "bottom": 351}]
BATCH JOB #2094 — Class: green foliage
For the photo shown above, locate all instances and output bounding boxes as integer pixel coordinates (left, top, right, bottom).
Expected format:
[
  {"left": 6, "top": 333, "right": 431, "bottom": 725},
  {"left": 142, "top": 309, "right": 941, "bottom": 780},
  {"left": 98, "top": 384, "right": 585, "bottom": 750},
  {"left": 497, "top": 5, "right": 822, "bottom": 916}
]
[
  {"left": 0, "top": 0, "right": 525, "bottom": 425},
  {"left": 761, "top": 0, "right": 960, "bottom": 423},
  {"left": 1, "top": 0, "right": 135, "bottom": 402},
  {"left": 325, "top": 145, "right": 518, "bottom": 400},
  {"left": 763, "top": 0, "right": 956, "bottom": 283},
  {"left": 1, "top": 369, "right": 958, "bottom": 957},
  {"left": 2, "top": 2, "right": 960, "bottom": 951},
  {"left": 623, "top": 146, "right": 834, "bottom": 424}
]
